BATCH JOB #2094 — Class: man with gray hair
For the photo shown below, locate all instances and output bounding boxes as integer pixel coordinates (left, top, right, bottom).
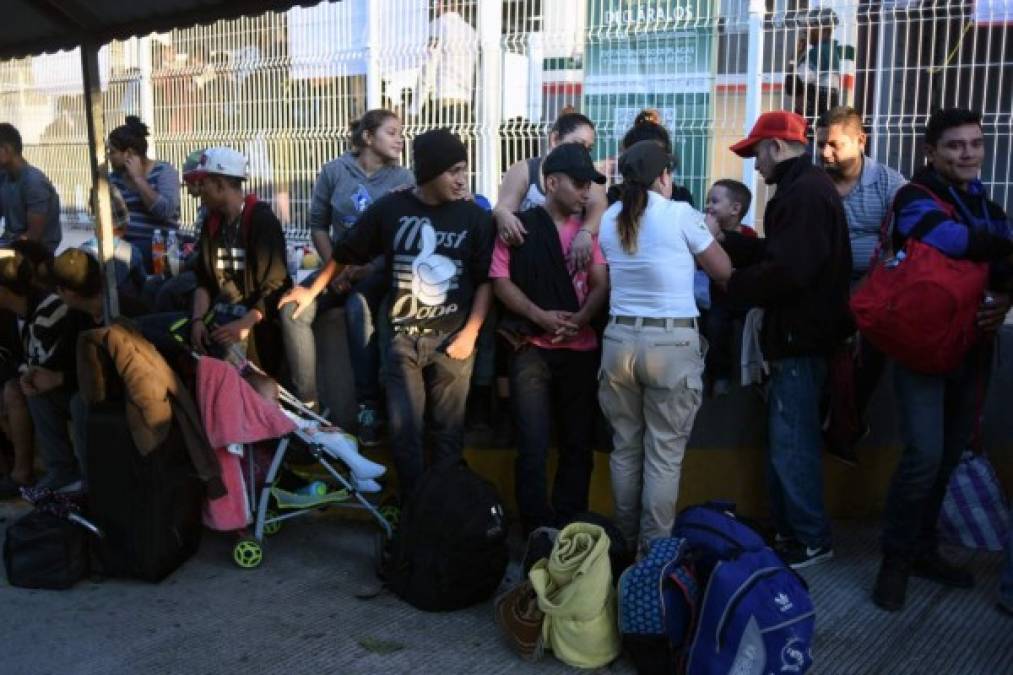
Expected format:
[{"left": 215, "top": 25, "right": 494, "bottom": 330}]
[{"left": 715, "top": 111, "right": 853, "bottom": 569}]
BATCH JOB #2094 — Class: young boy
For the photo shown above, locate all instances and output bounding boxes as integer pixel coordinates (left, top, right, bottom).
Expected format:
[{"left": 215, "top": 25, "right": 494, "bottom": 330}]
[
  {"left": 280, "top": 128, "right": 494, "bottom": 498},
  {"left": 702, "top": 179, "right": 755, "bottom": 395},
  {"left": 188, "top": 147, "right": 292, "bottom": 376}
]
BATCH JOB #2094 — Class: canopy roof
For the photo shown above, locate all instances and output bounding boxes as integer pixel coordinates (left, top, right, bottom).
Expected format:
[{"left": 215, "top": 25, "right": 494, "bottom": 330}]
[{"left": 0, "top": 0, "right": 324, "bottom": 60}]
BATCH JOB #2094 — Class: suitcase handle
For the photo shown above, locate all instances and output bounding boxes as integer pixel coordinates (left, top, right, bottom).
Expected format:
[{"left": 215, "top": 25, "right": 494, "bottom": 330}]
[{"left": 67, "top": 512, "right": 104, "bottom": 539}]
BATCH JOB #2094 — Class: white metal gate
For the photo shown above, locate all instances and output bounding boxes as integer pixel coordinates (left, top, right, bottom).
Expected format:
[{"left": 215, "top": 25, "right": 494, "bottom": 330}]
[{"left": 0, "top": 0, "right": 1008, "bottom": 238}]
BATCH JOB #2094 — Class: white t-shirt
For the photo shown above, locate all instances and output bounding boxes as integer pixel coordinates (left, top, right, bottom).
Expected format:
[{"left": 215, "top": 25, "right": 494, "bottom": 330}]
[{"left": 599, "top": 191, "right": 715, "bottom": 318}]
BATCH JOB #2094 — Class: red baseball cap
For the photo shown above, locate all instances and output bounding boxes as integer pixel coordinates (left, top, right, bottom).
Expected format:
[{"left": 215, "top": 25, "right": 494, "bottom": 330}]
[{"left": 730, "top": 111, "right": 809, "bottom": 158}]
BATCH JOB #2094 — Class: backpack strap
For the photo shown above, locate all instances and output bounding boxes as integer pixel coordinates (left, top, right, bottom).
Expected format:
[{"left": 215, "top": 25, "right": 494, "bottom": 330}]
[
  {"left": 873, "top": 182, "right": 958, "bottom": 265},
  {"left": 205, "top": 193, "right": 259, "bottom": 242}
]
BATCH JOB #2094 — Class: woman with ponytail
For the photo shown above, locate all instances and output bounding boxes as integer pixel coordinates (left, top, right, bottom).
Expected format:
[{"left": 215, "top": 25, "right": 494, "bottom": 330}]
[
  {"left": 597, "top": 140, "right": 731, "bottom": 554},
  {"left": 608, "top": 109, "right": 696, "bottom": 207},
  {"left": 107, "top": 116, "right": 180, "bottom": 271}
]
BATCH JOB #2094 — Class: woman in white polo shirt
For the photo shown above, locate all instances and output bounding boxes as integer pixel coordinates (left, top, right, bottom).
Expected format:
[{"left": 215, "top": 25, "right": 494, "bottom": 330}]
[{"left": 598, "top": 140, "right": 732, "bottom": 553}]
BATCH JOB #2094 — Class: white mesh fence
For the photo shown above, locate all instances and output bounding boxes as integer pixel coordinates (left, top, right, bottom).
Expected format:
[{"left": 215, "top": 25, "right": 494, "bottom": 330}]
[{"left": 0, "top": 0, "right": 1008, "bottom": 240}]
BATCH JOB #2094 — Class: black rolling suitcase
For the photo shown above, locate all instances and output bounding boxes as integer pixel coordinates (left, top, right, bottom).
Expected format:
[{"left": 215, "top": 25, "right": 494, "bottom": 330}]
[{"left": 86, "top": 402, "right": 203, "bottom": 582}]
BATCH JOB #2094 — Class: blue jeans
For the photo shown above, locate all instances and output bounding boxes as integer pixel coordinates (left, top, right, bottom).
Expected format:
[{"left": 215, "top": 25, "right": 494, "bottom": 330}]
[
  {"left": 26, "top": 387, "right": 81, "bottom": 488},
  {"left": 280, "top": 268, "right": 386, "bottom": 408},
  {"left": 385, "top": 332, "right": 475, "bottom": 497},
  {"left": 883, "top": 347, "right": 986, "bottom": 560},
  {"left": 767, "top": 356, "right": 831, "bottom": 549}
]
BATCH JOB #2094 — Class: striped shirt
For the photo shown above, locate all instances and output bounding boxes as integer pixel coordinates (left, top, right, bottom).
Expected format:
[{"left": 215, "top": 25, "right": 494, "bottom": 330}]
[
  {"left": 110, "top": 160, "right": 181, "bottom": 255},
  {"left": 841, "top": 156, "right": 906, "bottom": 278},
  {"left": 24, "top": 293, "right": 68, "bottom": 368}
]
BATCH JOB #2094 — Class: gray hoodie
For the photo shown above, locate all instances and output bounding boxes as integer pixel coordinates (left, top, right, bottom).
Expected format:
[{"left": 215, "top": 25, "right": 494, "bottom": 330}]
[{"left": 309, "top": 152, "right": 414, "bottom": 244}]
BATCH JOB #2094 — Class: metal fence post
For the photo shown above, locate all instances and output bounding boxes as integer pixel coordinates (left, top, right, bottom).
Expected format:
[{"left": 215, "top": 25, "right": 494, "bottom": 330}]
[
  {"left": 366, "top": 0, "right": 381, "bottom": 110},
  {"left": 477, "top": 0, "right": 503, "bottom": 203},
  {"left": 742, "top": 0, "right": 765, "bottom": 226},
  {"left": 138, "top": 36, "right": 156, "bottom": 154}
]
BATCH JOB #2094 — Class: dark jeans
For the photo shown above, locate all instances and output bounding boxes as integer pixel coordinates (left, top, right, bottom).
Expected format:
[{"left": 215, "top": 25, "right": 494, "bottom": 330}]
[
  {"left": 510, "top": 346, "right": 598, "bottom": 533},
  {"left": 767, "top": 356, "right": 831, "bottom": 549},
  {"left": 26, "top": 387, "right": 81, "bottom": 488},
  {"left": 134, "top": 311, "right": 188, "bottom": 358},
  {"left": 280, "top": 268, "right": 386, "bottom": 408},
  {"left": 702, "top": 300, "right": 744, "bottom": 382},
  {"left": 883, "top": 345, "right": 989, "bottom": 560},
  {"left": 143, "top": 271, "right": 198, "bottom": 313},
  {"left": 386, "top": 332, "right": 475, "bottom": 497}
]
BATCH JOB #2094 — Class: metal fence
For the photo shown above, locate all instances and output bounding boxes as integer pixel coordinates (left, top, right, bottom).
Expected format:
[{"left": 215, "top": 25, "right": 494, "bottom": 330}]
[{"left": 0, "top": 0, "right": 1009, "bottom": 240}]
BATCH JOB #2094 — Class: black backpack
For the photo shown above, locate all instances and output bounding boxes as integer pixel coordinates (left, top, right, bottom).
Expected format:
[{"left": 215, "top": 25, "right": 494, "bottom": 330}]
[
  {"left": 382, "top": 458, "right": 508, "bottom": 611},
  {"left": 4, "top": 509, "right": 90, "bottom": 590}
]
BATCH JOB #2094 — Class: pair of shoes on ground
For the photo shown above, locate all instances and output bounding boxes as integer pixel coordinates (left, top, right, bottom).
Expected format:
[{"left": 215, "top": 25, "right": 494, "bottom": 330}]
[{"left": 872, "top": 550, "right": 975, "bottom": 612}]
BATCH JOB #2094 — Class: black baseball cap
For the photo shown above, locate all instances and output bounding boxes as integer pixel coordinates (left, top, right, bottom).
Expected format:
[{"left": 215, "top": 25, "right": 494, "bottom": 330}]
[
  {"left": 542, "top": 142, "right": 606, "bottom": 184},
  {"left": 619, "top": 140, "right": 674, "bottom": 186}
]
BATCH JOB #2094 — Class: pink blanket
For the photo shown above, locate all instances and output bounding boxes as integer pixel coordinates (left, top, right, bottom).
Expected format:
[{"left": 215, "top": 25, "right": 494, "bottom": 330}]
[
  {"left": 202, "top": 448, "right": 249, "bottom": 531},
  {"left": 197, "top": 357, "right": 296, "bottom": 447}
]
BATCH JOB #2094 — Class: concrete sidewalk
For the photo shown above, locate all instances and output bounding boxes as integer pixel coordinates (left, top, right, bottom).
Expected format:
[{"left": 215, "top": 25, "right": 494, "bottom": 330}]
[{"left": 1, "top": 501, "right": 1010, "bottom": 675}]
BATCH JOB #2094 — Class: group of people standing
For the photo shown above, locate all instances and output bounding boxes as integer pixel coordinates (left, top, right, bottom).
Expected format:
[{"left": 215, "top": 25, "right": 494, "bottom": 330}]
[{"left": 0, "top": 96, "right": 1010, "bottom": 615}]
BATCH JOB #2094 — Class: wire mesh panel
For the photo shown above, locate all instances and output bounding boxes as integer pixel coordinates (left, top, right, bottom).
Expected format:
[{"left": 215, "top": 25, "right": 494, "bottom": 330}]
[{"left": 0, "top": 0, "right": 1009, "bottom": 238}]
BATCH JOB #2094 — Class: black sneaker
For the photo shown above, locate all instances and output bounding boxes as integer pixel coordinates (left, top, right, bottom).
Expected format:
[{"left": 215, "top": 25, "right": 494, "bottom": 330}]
[
  {"left": 873, "top": 557, "right": 910, "bottom": 612},
  {"left": 356, "top": 405, "right": 384, "bottom": 448},
  {"left": 911, "top": 550, "right": 975, "bottom": 588},
  {"left": 779, "top": 540, "right": 834, "bottom": 570}
]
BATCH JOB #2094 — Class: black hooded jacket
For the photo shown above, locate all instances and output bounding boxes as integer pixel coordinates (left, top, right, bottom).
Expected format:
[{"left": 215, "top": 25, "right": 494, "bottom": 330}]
[{"left": 720, "top": 154, "right": 853, "bottom": 359}]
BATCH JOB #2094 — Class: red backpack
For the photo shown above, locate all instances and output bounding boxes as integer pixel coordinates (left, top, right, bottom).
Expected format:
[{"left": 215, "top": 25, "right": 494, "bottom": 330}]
[
  {"left": 204, "top": 193, "right": 259, "bottom": 242},
  {"left": 849, "top": 184, "right": 988, "bottom": 374}
]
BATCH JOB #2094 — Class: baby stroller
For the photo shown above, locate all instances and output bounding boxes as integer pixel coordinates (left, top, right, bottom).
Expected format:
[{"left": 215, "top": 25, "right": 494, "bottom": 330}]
[{"left": 193, "top": 351, "right": 394, "bottom": 569}]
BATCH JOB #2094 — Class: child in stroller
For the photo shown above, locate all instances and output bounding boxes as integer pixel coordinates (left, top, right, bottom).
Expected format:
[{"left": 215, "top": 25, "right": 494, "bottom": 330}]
[{"left": 243, "top": 372, "right": 386, "bottom": 493}]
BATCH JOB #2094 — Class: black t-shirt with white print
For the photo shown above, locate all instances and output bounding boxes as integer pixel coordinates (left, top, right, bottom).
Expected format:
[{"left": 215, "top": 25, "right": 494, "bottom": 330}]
[{"left": 332, "top": 191, "right": 494, "bottom": 334}]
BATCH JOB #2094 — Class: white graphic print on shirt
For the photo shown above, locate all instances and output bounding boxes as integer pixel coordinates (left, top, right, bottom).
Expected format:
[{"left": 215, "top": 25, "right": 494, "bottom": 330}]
[{"left": 391, "top": 215, "right": 467, "bottom": 323}]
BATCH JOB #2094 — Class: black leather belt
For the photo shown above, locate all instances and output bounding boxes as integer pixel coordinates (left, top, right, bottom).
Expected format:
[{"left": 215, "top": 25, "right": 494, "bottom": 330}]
[{"left": 611, "top": 315, "right": 696, "bottom": 329}]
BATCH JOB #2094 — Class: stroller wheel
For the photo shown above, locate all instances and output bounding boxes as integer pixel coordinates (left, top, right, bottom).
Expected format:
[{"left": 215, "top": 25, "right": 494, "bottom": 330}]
[
  {"left": 378, "top": 504, "right": 400, "bottom": 530},
  {"left": 263, "top": 509, "right": 282, "bottom": 536},
  {"left": 233, "top": 538, "right": 263, "bottom": 568}
]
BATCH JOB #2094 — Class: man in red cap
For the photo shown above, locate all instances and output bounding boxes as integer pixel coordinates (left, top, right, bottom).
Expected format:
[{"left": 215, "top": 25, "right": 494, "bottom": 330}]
[{"left": 716, "top": 111, "right": 852, "bottom": 569}]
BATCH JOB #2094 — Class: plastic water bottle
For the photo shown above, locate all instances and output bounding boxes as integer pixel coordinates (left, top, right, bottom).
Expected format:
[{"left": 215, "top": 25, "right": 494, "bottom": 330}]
[
  {"left": 151, "top": 229, "right": 166, "bottom": 276},
  {"left": 295, "top": 481, "right": 327, "bottom": 497},
  {"left": 166, "top": 230, "right": 180, "bottom": 277}
]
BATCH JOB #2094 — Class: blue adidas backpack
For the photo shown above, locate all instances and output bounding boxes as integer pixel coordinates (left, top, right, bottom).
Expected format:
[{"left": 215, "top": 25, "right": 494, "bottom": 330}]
[
  {"left": 686, "top": 547, "right": 815, "bottom": 675},
  {"left": 672, "top": 502, "right": 767, "bottom": 572},
  {"left": 618, "top": 537, "right": 699, "bottom": 674}
]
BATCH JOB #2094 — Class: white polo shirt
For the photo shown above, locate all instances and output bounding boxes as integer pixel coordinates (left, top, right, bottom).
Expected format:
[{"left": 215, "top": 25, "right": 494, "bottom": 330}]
[{"left": 599, "top": 190, "right": 715, "bottom": 318}]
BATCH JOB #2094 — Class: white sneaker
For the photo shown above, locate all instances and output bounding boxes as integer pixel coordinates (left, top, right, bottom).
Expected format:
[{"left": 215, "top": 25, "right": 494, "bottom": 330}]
[{"left": 355, "top": 478, "right": 382, "bottom": 493}]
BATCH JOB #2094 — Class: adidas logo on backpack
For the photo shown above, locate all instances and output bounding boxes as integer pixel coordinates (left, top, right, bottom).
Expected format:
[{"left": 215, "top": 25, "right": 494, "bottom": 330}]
[{"left": 670, "top": 502, "right": 816, "bottom": 675}]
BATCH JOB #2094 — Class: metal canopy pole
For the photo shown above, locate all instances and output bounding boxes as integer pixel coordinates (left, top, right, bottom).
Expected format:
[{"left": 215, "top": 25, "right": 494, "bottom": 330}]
[
  {"left": 80, "top": 40, "right": 119, "bottom": 322},
  {"left": 741, "top": 0, "right": 765, "bottom": 228}
]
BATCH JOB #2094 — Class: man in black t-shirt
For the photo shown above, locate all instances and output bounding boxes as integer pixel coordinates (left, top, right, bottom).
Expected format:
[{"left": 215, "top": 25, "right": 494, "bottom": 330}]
[{"left": 281, "top": 129, "right": 494, "bottom": 496}]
